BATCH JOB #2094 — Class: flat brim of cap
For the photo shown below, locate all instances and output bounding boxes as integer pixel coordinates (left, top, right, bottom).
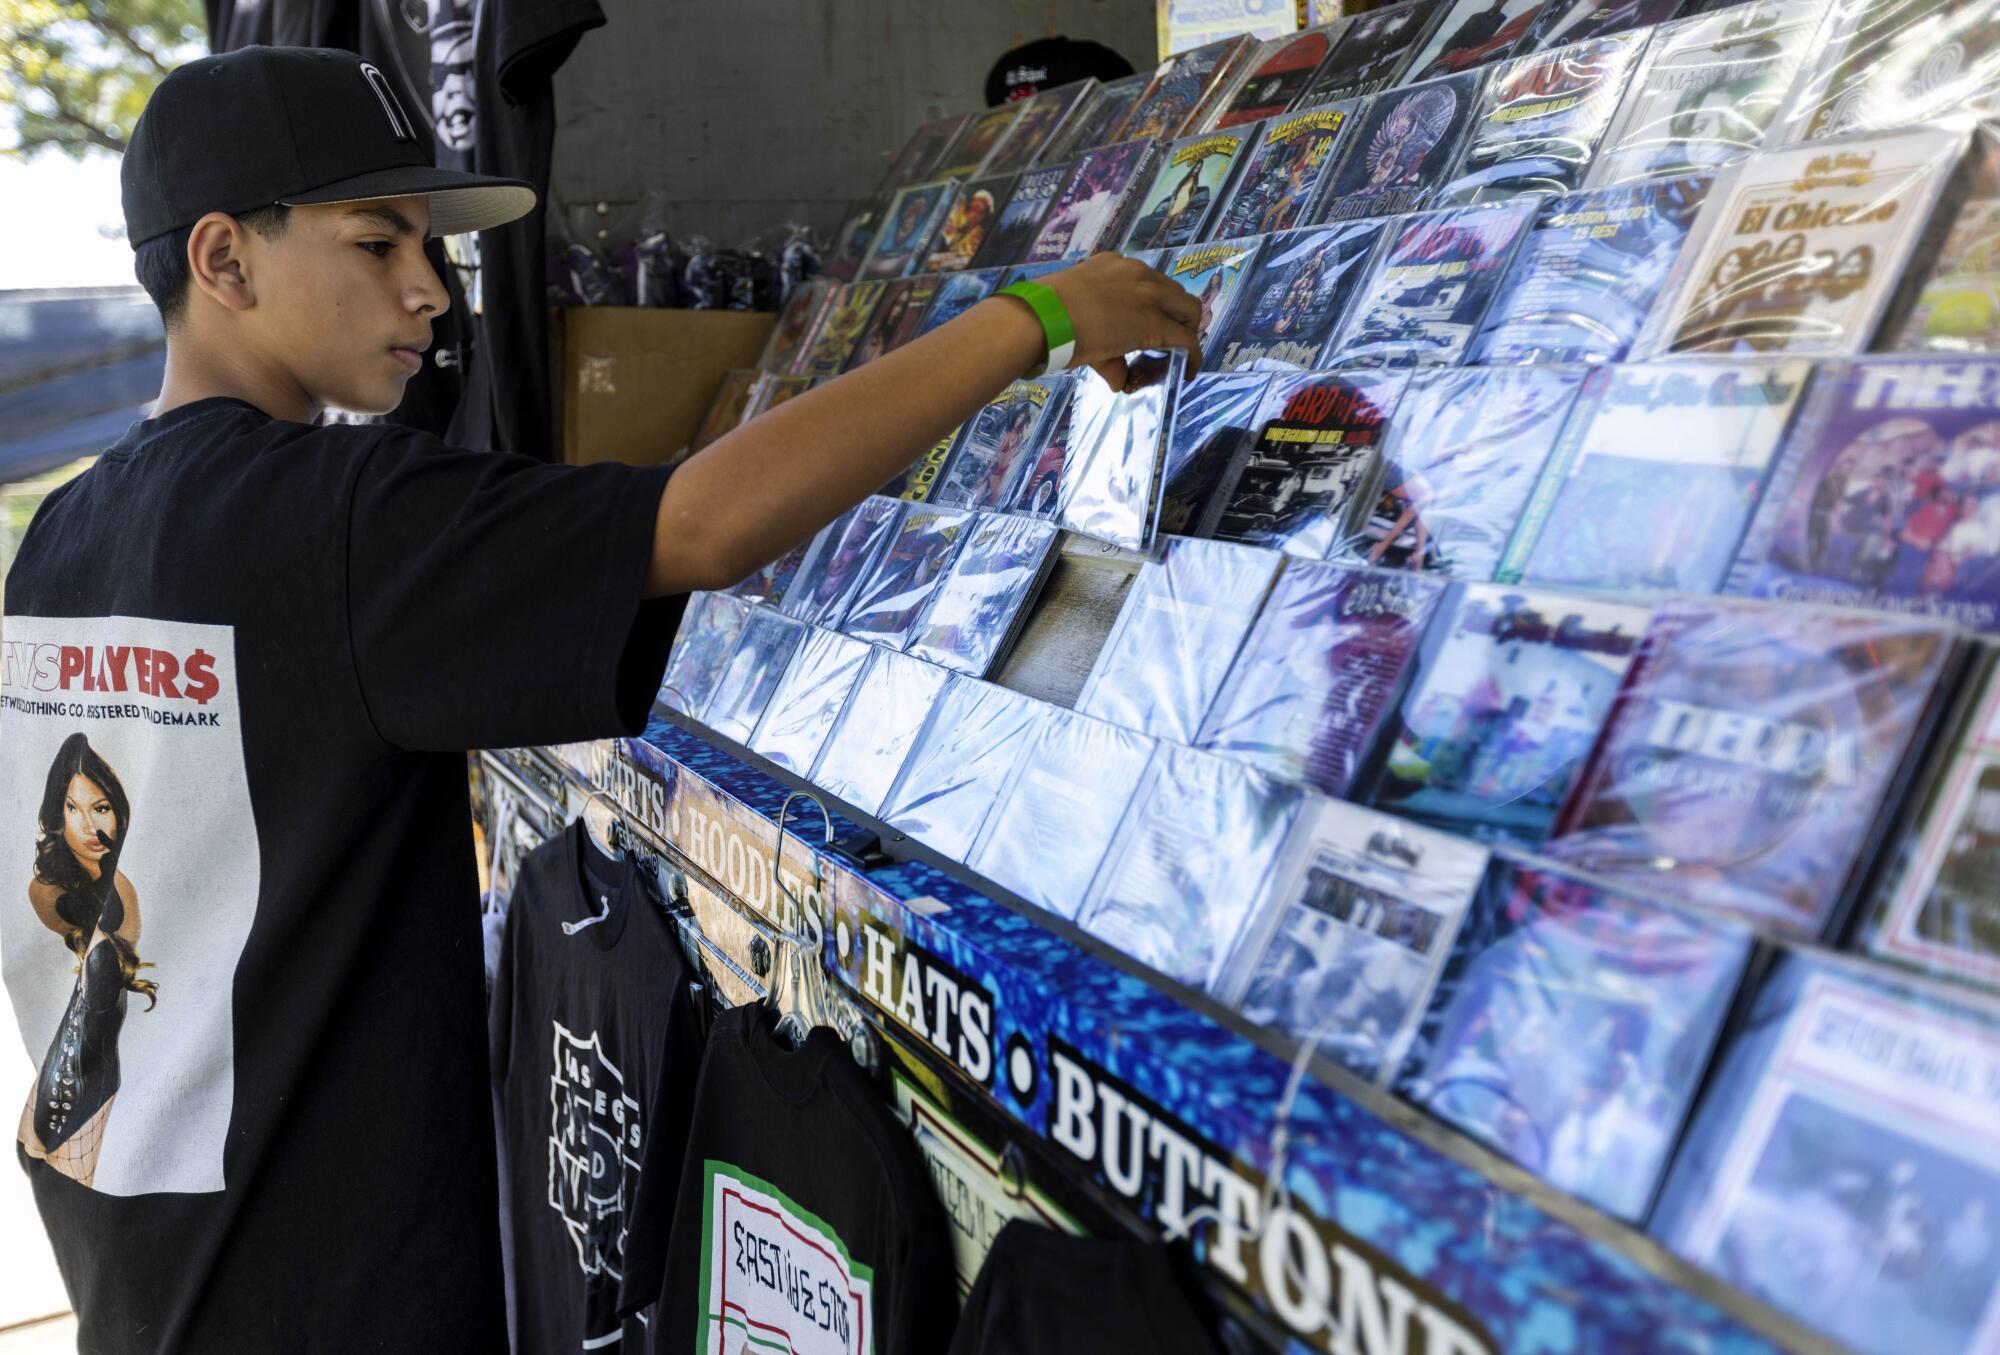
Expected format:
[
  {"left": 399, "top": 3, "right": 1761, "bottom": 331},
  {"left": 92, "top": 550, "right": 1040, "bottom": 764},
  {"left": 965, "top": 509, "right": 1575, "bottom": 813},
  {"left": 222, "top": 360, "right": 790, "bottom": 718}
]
[{"left": 278, "top": 165, "right": 537, "bottom": 236}]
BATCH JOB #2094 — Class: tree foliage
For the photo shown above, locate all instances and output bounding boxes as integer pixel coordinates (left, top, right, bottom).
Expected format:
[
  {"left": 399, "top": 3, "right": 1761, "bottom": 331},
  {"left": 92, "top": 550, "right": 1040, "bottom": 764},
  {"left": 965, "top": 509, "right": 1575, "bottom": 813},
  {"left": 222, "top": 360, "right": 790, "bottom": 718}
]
[{"left": 1, "top": 0, "right": 205, "bottom": 158}]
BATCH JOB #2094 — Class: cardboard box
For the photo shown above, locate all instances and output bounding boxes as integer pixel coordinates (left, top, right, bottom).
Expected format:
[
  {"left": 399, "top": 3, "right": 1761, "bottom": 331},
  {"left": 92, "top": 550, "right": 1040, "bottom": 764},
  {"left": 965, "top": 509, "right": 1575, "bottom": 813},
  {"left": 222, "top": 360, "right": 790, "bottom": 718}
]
[{"left": 558, "top": 306, "right": 775, "bottom": 467}]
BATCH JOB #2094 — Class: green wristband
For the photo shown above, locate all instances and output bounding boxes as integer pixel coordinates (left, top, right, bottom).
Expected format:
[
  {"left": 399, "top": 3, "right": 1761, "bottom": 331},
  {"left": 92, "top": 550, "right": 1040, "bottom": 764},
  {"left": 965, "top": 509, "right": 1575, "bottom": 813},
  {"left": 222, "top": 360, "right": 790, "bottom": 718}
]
[{"left": 997, "top": 280, "right": 1078, "bottom": 377}]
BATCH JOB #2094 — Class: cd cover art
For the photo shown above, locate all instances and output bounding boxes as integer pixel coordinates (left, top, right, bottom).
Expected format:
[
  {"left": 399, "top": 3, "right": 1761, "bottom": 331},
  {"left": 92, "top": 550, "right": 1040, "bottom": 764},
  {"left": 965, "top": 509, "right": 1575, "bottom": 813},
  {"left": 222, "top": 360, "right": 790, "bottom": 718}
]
[
  {"left": 1163, "top": 239, "right": 1261, "bottom": 355},
  {"left": 1892, "top": 133, "right": 2000, "bottom": 355},
  {"left": 914, "top": 267, "right": 1004, "bottom": 339},
  {"left": 1122, "top": 36, "right": 1256, "bottom": 143},
  {"left": 881, "top": 112, "right": 973, "bottom": 190},
  {"left": 982, "top": 79, "right": 1098, "bottom": 177},
  {"left": 967, "top": 709, "right": 1159, "bottom": 919},
  {"left": 1348, "top": 365, "right": 1587, "bottom": 579},
  {"left": 761, "top": 278, "right": 836, "bottom": 375},
  {"left": 1217, "top": 799, "right": 1490, "bottom": 1082},
  {"left": 1042, "top": 72, "right": 1154, "bottom": 164},
  {"left": 1212, "top": 102, "right": 1360, "bottom": 239},
  {"left": 781, "top": 496, "right": 904, "bottom": 627},
  {"left": 1320, "top": 71, "right": 1483, "bottom": 221},
  {"left": 845, "top": 275, "right": 942, "bottom": 370},
  {"left": 1403, "top": 0, "right": 1552, "bottom": 82},
  {"left": 1212, "top": 223, "right": 1387, "bottom": 372},
  {"left": 861, "top": 180, "right": 959, "bottom": 282},
  {"left": 1546, "top": 600, "right": 1960, "bottom": 939},
  {"left": 699, "top": 607, "right": 809, "bottom": 745},
  {"left": 1330, "top": 199, "right": 1538, "bottom": 367},
  {"left": 809, "top": 649, "right": 952, "bottom": 815},
  {"left": 905, "top": 513, "right": 1062, "bottom": 676},
  {"left": 1364, "top": 583, "right": 1649, "bottom": 845},
  {"left": 1299, "top": 0, "right": 1441, "bottom": 102},
  {"left": 1528, "top": 0, "right": 1683, "bottom": 47},
  {"left": 973, "top": 163, "right": 1068, "bottom": 270},
  {"left": 1435, "top": 32, "right": 1650, "bottom": 206},
  {"left": 924, "top": 175, "right": 1017, "bottom": 273},
  {"left": 933, "top": 379, "right": 1066, "bottom": 510},
  {"left": 1158, "top": 372, "right": 1273, "bottom": 534},
  {"left": 1026, "top": 139, "right": 1159, "bottom": 263},
  {"left": 1213, "top": 369, "right": 1408, "bottom": 556},
  {"left": 880, "top": 679, "right": 1051, "bottom": 860},
  {"left": 659, "top": 591, "right": 753, "bottom": 717},
  {"left": 1212, "top": 25, "right": 1342, "bottom": 129},
  {"left": 1501, "top": 360, "right": 1811, "bottom": 594},
  {"left": 1077, "top": 536, "right": 1287, "bottom": 743},
  {"left": 1198, "top": 563, "right": 1448, "bottom": 796},
  {"left": 1469, "top": 176, "right": 1714, "bottom": 365},
  {"left": 1780, "top": 0, "right": 2000, "bottom": 144},
  {"left": 1727, "top": 358, "right": 2000, "bottom": 630},
  {"left": 840, "top": 505, "right": 974, "bottom": 647},
  {"left": 798, "top": 281, "right": 888, "bottom": 380},
  {"left": 825, "top": 195, "right": 890, "bottom": 283},
  {"left": 1001, "top": 374, "right": 1081, "bottom": 517},
  {"left": 1123, "top": 129, "right": 1255, "bottom": 250},
  {"left": 1076, "top": 745, "right": 1304, "bottom": 992},
  {"left": 1398, "top": 858, "right": 1753, "bottom": 1221},
  {"left": 934, "top": 103, "right": 1024, "bottom": 180}
]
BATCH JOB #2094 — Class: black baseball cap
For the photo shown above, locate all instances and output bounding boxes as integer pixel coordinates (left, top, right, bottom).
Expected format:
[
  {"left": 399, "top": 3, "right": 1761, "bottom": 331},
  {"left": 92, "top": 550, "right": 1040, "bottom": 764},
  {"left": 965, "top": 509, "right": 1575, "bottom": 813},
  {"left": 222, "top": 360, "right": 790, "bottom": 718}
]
[
  {"left": 122, "top": 45, "right": 536, "bottom": 248},
  {"left": 985, "top": 36, "right": 1135, "bottom": 106}
]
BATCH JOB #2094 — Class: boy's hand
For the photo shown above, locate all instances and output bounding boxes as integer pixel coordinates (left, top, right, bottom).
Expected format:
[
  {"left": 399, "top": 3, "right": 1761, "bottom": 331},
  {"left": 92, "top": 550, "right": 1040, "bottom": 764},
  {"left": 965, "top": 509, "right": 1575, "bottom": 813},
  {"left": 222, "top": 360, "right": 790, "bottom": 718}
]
[{"left": 1043, "top": 253, "right": 1206, "bottom": 389}]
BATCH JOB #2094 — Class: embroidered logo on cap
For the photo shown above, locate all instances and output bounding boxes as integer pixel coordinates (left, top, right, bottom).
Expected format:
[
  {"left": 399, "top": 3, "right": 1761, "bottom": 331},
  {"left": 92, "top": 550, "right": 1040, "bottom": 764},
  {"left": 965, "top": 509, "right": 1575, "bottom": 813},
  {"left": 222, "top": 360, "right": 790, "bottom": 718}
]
[{"left": 358, "top": 62, "right": 417, "bottom": 143}]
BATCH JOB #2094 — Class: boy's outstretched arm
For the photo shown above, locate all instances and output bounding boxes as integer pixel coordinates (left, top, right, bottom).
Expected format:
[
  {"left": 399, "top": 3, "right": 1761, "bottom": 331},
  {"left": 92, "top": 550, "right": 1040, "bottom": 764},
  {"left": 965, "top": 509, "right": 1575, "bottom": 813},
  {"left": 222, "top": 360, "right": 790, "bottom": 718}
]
[{"left": 646, "top": 253, "right": 1204, "bottom": 597}]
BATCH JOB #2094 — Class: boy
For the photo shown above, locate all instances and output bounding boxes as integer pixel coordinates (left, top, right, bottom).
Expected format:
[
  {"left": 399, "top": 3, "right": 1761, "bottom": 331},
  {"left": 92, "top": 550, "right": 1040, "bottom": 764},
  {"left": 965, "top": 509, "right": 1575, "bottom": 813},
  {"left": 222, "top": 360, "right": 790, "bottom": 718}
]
[{"left": 1, "top": 45, "right": 1199, "bottom": 1353}]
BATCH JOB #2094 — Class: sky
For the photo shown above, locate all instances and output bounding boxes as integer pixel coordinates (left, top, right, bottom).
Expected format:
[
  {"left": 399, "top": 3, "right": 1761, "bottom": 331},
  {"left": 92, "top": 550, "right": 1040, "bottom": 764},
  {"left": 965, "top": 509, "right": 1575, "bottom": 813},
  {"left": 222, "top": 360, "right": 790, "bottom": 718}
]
[{"left": 0, "top": 152, "right": 140, "bottom": 292}]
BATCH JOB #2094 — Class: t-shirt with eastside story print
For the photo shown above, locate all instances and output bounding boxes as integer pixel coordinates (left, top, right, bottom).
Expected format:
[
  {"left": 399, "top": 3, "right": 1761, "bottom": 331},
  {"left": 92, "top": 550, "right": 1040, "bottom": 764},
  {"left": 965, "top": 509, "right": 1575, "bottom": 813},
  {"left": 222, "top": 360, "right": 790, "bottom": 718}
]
[
  {"left": 643, "top": 1002, "right": 957, "bottom": 1355},
  {"left": 0, "top": 397, "right": 681, "bottom": 1353}
]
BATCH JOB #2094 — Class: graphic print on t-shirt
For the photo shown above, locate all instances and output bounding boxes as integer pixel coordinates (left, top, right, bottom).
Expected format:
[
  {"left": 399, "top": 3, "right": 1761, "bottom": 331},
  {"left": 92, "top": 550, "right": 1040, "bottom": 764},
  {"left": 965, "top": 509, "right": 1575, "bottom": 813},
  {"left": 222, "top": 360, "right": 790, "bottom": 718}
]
[
  {"left": 0, "top": 615, "right": 256, "bottom": 1196},
  {"left": 548, "top": 1020, "right": 644, "bottom": 1288},
  {"left": 698, "top": 1161, "right": 876, "bottom": 1355}
]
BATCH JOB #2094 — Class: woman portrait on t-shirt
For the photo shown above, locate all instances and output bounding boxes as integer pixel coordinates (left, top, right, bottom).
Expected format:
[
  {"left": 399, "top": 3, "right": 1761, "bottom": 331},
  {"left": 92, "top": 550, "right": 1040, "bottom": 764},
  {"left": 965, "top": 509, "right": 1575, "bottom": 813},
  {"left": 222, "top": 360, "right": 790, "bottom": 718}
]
[{"left": 17, "top": 732, "right": 158, "bottom": 1189}]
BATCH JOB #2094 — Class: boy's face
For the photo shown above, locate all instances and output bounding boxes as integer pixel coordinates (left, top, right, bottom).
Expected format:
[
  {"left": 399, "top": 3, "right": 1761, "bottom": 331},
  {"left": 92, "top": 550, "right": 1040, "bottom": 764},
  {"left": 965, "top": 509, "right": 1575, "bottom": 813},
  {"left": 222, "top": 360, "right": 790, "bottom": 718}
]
[{"left": 234, "top": 195, "right": 449, "bottom": 416}]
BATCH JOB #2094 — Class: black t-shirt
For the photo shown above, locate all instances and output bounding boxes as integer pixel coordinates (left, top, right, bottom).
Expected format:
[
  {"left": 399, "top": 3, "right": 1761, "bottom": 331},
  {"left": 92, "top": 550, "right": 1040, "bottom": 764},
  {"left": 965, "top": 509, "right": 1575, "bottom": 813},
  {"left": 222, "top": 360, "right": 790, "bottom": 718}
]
[
  {"left": 947, "top": 1220, "right": 1219, "bottom": 1355},
  {"left": 644, "top": 1003, "right": 957, "bottom": 1355},
  {"left": 1, "top": 397, "right": 680, "bottom": 1353},
  {"left": 437, "top": 0, "right": 605, "bottom": 458},
  {"left": 492, "top": 820, "right": 706, "bottom": 1352}
]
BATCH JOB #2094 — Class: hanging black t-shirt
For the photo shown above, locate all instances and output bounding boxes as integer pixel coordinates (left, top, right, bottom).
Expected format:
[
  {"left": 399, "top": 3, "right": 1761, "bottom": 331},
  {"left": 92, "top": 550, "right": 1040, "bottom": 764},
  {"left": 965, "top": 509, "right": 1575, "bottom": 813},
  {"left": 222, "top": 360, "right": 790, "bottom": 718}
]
[
  {"left": 947, "top": 1220, "right": 1220, "bottom": 1355},
  {"left": 436, "top": 0, "right": 603, "bottom": 458},
  {"left": 1, "top": 397, "right": 681, "bottom": 1353},
  {"left": 492, "top": 819, "right": 706, "bottom": 1352},
  {"left": 641, "top": 1003, "right": 957, "bottom": 1355}
]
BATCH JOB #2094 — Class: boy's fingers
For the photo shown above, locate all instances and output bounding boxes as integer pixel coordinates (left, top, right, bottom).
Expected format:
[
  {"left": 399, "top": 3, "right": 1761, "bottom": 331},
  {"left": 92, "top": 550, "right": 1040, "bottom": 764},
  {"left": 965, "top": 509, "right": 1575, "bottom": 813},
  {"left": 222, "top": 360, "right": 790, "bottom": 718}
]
[
  {"left": 1155, "top": 282, "right": 1203, "bottom": 328},
  {"left": 1091, "top": 355, "right": 1131, "bottom": 390}
]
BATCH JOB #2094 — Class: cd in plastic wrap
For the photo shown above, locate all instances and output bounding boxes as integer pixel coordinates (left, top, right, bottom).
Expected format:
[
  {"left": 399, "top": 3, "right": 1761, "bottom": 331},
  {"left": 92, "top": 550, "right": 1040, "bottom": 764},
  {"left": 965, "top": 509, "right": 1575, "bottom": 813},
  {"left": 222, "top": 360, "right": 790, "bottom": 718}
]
[
  {"left": 1726, "top": 358, "right": 2000, "bottom": 630},
  {"left": 1075, "top": 745, "right": 1304, "bottom": 992},
  {"left": 966, "top": 709, "right": 1158, "bottom": 919},
  {"left": 1025, "top": 139, "right": 1159, "bottom": 264},
  {"left": 881, "top": 678, "right": 1051, "bottom": 860},
  {"left": 1042, "top": 72, "right": 1153, "bottom": 164},
  {"left": 798, "top": 281, "right": 888, "bottom": 380},
  {"left": 933, "top": 380, "right": 1066, "bottom": 510},
  {"left": 982, "top": 79, "right": 1098, "bottom": 177},
  {"left": 1077, "top": 536, "right": 1286, "bottom": 742},
  {"left": 1435, "top": 33, "right": 1648, "bottom": 206},
  {"left": 881, "top": 112, "right": 973, "bottom": 191},
  {"left": 659, "top": 591, "right": 753, "bottom": 717},
  {"left": 1319, "top": 71, "right": 1485, "bottom": 221},
  {"left": 810, "top": 649, "right": 952, "bottom": 816},
  {"left": 973, "top": 164, "right": 1067, "bottom": 270},
  {"left": 1861, "top": 652, "right": 2000, "bottom": 992},
  {"left": 840, "top": 504, "right": 974, "bottom": 647},
  {"left": 781, "top": 498, "right": 903, "bottom": 628},
  {"left": 1212, "top": 369, "right": 1407, "bottom": 556},
  {"left": 1001, "top": 373, "right": 1080, "bottom": 517},
  {"left": 905, "top": 513, "right": 1062, "bottom": 676},
  {"left": 1211, "top": 26, "right": 1343, "bottom": 130},
  {"left": 1299, "top": 0, "right": 1440, "bottom": 102},
  {"left": 1468, "top": 176, "right": 1713, "bottom": 365},
  {"left": 825, "top": 195, "right": 890, "bottom": 283},
  {"left": 1123, "top": 128, "right": 1256, "bottom": 251},
  {"left": 845, "top": 274, "right": 942, "bottom": 370},
  {"left": 1546, "top": 600, "right": 1960, "bottom": 939},
  {"left": 1198, "top": 563, "right": 1447, "bottom": 796},
  {"left": 699, "top": 607, "right": 809, "bottom": 745},
  {"left": 725, "top": 534, "right": 813, "bottom": 609},
  {"left": 1162, "top": 239, "right": 1261, "bottom": 355},
  {"left": 914, "top": 267, "right": 1004, "bottom": 340},
  {"left": 935, "top": 103, "right": 1025, "bottom": 181},
  {"left": 1588, "top": 0, "right": 1826, "bottom": 189},
  {"left": 1210, "top": 222, "right": 1388, "bottom": 373},
  {"left": 1639, "top": 127, "right": 1970, "bottom": 359},
  {"left": 1527, "top": 0, "right": 1681, "bottom": 46},
  {"left": 1778, "top": 0, "right": 2000, "bottom": 144},
  {"left": 1501, "top": 360, "right": 1811, "bottom": 594},
  {"left": 1331, "top": 199, "right": 1538, "bottom": 368},
  {"left": 1157, "top": 372, "right": 1272, "bottom": 535},
  {"left": 924, "top": 175, "right": 1017, "bottom": 274},
  {"left": 1397, "top": 857, "right": 1753, "bottom": 1221},
  {"left": 1363, "top": 582, "right": 1650, "bottom": 846},
  {"left": 862, "top": 180, "right": 959, "bottom": 282},
  {"left": 882, "top": 427, "right": 962, "bottom": 504},
  {"left": 1121, "top": 36, "right": 1256, "bottom": 143},
  {"left": 760, "top": 278, "right": 836, "bottom": 374},
  {"left": 1650, "top": 954, "right": 2000, "bottom": 1355},
  {"left": 1211, "top": 102, "right": 1361, "bottom": 240},
  {"left": 1057, "top": 352, "right": 1185, "bottom": 552},
  {"left": 689, "top": 369, "right": 759, "bottom": 455},
  {"left": 1217, "top": 798, "right": 1489, "bottom": 1083},
  {"left": 1892, "top": 133, "right": 2000, "bottom": 355},
  {"left": 746, "top": 627, "right": 873, "bottom": 774},
  {"left": 1348, "top": 365, "right": 1586, "bottom": 578},
  {"left": 1401, "top": 0, "right": 1548, "bottom": 82}
]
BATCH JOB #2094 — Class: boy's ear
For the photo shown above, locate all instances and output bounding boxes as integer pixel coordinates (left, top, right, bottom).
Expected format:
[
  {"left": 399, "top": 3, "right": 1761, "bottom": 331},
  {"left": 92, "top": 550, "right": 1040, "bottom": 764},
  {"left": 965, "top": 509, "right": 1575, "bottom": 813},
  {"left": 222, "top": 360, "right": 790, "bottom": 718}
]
[{"left": 185, "top": 212, "right": 258, "bottom": 315}]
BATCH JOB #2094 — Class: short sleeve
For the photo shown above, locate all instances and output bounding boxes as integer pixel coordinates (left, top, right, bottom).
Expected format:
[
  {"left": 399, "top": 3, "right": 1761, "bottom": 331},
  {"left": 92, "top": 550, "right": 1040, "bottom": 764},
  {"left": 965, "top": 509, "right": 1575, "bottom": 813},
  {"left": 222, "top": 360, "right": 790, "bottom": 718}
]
[{"left": 345, "top": 430, "right": 682, "bottom": 751}]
